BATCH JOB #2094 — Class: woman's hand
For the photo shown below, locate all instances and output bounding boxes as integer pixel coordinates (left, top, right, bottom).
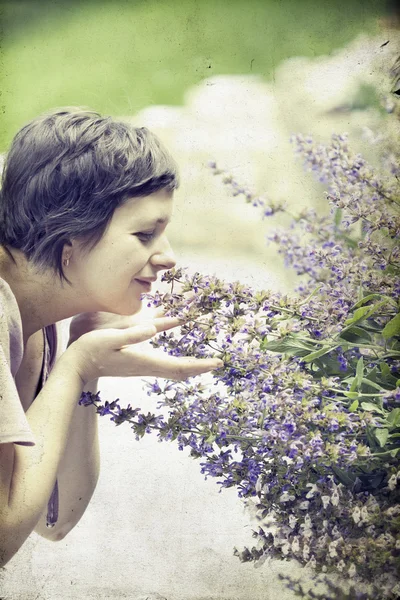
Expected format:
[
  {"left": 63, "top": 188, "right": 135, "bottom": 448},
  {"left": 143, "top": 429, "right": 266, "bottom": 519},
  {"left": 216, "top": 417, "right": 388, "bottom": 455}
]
[
  {"left": 68, "top": 311, "right": 146, "bottom": 345},
  {"left": 64, "top": 316, "right": 223, "bottom": 385},
  {"left": 68, "top": 290, "right": 196, "bottom": 344}
]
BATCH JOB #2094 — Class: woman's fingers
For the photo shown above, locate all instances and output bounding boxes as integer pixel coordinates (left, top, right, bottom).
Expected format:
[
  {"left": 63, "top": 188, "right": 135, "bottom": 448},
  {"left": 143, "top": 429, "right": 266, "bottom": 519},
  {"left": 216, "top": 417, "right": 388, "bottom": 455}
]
[
  {"left": 152, "top": 316, "right": 185, "bottom": 332},
  {"left": 134, "top": 353, "right": 224, "bottom": 380},
  {"left": 153, "top": 306, "right": 167, "bottom": 319},
  {"left": 114, "top": 324, "right": 158, "bottom": 347},
  {"left": 168, "top": 357, "right": 224, "bottom": 380},
  {"left": 127, "top": 316, "right": 187, "bottom": 334}
]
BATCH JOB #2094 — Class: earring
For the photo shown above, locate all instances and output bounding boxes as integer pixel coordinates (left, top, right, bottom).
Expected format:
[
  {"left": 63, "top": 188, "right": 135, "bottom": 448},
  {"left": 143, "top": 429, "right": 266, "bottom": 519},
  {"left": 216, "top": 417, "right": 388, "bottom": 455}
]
[{"left": 63, "top": 257, "right": 70, "bottom": 267}]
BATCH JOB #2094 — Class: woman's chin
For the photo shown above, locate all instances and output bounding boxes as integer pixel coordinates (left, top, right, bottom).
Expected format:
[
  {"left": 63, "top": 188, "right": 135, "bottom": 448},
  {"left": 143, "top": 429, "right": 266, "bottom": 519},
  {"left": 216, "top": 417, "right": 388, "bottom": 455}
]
[
  {"left": 100, "top": 295, "right": 142, "bottom": 316},
  {"left": 120, "top": 297, "right": 143, "bottom": 316}
]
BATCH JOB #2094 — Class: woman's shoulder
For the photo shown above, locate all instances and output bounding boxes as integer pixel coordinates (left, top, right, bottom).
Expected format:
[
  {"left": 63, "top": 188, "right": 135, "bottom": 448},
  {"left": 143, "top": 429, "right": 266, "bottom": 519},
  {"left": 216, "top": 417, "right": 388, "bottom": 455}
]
[
  {"left": 0, "top": 276, "right": 24, "bottom": 375},
  {"left": 0, "top": 278, "right": 35, "bottom": 446}
]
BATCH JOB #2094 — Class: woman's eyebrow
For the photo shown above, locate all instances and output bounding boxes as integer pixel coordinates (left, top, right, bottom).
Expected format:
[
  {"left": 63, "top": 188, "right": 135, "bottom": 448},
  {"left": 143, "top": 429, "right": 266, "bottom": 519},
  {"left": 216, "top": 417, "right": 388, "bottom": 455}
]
[{"left": 141, "top": 216, "right": 170, "bottom": 227}]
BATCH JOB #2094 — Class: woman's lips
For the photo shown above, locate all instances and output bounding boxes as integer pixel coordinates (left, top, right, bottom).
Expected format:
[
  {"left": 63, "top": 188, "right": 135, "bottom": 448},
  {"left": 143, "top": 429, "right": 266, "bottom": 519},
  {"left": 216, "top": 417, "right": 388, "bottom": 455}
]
[{"left": 135, "top": 279, "right": 152, "bottom": 292}]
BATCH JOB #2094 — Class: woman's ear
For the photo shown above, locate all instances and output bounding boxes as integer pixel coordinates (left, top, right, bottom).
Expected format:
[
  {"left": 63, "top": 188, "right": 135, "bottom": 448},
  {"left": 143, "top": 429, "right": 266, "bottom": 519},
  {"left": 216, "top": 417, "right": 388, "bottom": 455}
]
[{"left": 61, "top": 240, "right": 73, "bottom": 267}]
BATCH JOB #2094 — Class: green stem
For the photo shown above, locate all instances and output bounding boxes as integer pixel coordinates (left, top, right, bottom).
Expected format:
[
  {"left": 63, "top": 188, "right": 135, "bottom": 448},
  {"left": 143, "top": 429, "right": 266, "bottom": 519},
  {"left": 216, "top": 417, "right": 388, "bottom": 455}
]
[
  {"left": 268, "top": 304, "right": 320, "bottom": 322},
  {"left": 258, "top": 405, "right": 267, "bottom": 429},
  {"left": 327, "top": 387, "right": 386, "bottom": 396},
  {"left": 297, "top": 284, "right": 323, "bottom": 307}
]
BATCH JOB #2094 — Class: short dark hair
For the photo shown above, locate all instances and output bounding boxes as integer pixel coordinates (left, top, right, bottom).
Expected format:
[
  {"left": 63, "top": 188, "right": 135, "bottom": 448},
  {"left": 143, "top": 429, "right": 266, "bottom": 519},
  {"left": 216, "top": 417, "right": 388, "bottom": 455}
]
[{"left": 0, "top": 107, "right": 179, "bottom": 280}]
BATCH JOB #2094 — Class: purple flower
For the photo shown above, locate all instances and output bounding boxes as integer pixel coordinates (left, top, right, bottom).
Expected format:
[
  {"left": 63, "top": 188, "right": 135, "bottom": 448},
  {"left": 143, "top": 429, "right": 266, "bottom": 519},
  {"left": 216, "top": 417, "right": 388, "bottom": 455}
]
[{"left": 82, "top": 125, "right": 400, "bottom": 594}]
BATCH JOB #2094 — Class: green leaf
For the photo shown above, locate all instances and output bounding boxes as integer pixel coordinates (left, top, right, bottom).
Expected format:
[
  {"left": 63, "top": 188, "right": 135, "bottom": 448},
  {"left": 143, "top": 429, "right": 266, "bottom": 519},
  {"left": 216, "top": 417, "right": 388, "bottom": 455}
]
[
  {"left": 372, "top": 447, "right": 400, "bottom": 458},
  {"left": 374, "top": 428, "right": 389, "bottom": 448},
  {"left": 387, "top": 408, "right": 400, "bottom": 427},
  {"left": 361, "top": 402, "right": 384, "bottom": 414},
  {"left": 339, "top": 326, "right": 372, "bottom": 343},
  {"left": 334, "top": 208, "right": 342, "bottom": 228},
  {"left": 344, "top": 306, "right": 371, "bottom": 325},
  {"left": 380, "top": 363, "right": 392, "bottom": 377},
  {"left": 361, "top": 377, "right": 385, "bottom": 391},
  {"left": 362, "top": 320, "right": 385, "bottom": 333},
  {"left": 349, "top": 399, "right": 359, "bottom": 412},
  {"left": 302, "top": 344, "right": 340, "bottom": 363},
  {"left": 368, "top": 364, "right": 398, "bottom": 388},
  {"left": 382, "top": 313, "right": 400, "bottom": 340},
  {"left": 344, "top": 301, "right": 387, "bottom": 327},
  {"left": 343, "top": 391, "right": 359, "bottom": 399},
  {"left": 311, "top": 355, "right": 343, "bottom": 377},
  {"left": 349, "top": 376, "right": 358, "bottom": 393},
  {"left": 262, "top": 336, "right": 315, "bottom": 357},
  {"left": 356, "top": 357, "right": 364, "bottom": 388},
  {"left": 366, "top": 427, "right": 379, "bottom": 448},
  {"left": 351, "top": 294, "right": 383, "bottom": 310},
  {"left": 331, "top": 465, "right": 357, "bottom": 489}
]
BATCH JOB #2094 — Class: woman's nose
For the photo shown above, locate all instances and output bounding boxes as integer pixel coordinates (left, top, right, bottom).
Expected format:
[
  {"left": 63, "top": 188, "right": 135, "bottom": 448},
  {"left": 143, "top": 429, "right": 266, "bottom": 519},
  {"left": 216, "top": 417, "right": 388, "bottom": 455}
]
[{"left": 151, "top": 237, "right": 176, "bottom": 270}]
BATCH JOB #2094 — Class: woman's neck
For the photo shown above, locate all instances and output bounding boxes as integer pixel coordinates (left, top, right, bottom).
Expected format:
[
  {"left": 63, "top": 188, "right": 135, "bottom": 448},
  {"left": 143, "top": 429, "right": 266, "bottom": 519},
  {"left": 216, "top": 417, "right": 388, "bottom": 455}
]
[{"left": 0, "top": 246, "right": 77, "bottom": 344}]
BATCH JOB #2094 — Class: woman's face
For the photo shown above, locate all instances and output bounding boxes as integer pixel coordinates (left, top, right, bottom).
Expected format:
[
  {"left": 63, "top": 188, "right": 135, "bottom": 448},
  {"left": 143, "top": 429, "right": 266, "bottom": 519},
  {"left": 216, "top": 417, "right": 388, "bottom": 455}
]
[{"left": 67, "top": 189, "right": 176, "bottom": 314}]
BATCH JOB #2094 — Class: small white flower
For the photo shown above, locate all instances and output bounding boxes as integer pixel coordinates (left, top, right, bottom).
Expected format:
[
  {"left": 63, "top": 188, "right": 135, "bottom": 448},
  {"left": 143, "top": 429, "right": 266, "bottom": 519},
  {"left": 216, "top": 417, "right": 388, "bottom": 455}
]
[
  {"left": 302, "top": 543, "right": 310, "bottom": 561},
  {"left": 352, "top": 506, "right": 361, "bottom": 524},
  {"left": 328, "top": 540, "right": 339, "bottom": 558},
  {"left": 348, "top": 563, "right": 357, "bottom": 578},
  {"left": 378, "top": 533, "right": 395, "bottom": 545},
  {"left": 337, "top": 560, "right": 346, "bottom": 572},
  {"left": 360, "top": 506, "right": 369, "bottom": 523},
  {"left": 331, "top": 489, "right": 340, "bottom": 506},
  {"left": 305, "top": 555, "right": 317, "bottom": 569},
  {"left": 392, "top": 583, "right": 400, "bottom": 597},
  {"left": 388, "top": 474, "right": 398, "bottom": 491},
  {"left": 306, "top": 483, "right": 319, "bottom": 499},
  {"left": 291, "top": 537, "right": 300, "bottom": 553},
  {"left": 366, "top": 494, "right": 379, "bottom": 511},
  {"left": 321, "top": 495, "right": 330, "bottom": 509},
  {"left": 281, "top": 542, "right": 290, "bottom": 556},
  {"left": 279, "top": 491, "right": 295, "bottom": 503},
  {"left": 385, "top": 505, "right": 400, "bottom": 517},
  {"left": 329, "top": 547, "right": 338, "bottom": 559},
  {"left": 303, "top": 529, "right": 313, "bottom": 540},
  {"left": 298, "top": 501, "right": 310, "bottom": 510},
  {"left": 331, "top": 525, "right": 340, "bottom": 538},
  {"left": 396, "top": 538, "right": 400, "bottom": 550},
  {"left": 301, "top": 515, "right": 313, "bottom": 539},
  {"left": 288, "top": 515, "right": 297, "bottom": 529}
]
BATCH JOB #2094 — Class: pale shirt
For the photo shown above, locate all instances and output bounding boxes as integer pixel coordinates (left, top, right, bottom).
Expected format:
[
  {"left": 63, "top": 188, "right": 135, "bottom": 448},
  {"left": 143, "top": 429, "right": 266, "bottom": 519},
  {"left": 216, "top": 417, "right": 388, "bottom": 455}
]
[{"left": 0, "top": 276, "right": 60, "bottom": 525}]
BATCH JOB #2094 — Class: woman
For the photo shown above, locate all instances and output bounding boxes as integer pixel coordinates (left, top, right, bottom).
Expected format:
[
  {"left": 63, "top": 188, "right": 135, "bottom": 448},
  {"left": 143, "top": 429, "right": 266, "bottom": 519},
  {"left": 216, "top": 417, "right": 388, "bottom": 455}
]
[{"left": 0, "top": 108, "right": 222, "bottom": 566}]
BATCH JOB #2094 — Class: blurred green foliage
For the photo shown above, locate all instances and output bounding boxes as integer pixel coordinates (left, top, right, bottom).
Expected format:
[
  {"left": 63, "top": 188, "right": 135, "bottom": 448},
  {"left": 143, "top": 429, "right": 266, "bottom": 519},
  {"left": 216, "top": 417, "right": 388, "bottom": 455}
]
[{"left": 0, "top": 0, "right": 386, "bottom": 151}]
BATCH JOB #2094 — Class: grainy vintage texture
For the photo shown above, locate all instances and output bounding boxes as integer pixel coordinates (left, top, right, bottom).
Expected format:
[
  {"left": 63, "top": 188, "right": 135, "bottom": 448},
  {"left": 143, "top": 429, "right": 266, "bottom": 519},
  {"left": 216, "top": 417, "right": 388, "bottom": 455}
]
[{"left": 0, "top": 1, "right": 397, "bottom": 598}]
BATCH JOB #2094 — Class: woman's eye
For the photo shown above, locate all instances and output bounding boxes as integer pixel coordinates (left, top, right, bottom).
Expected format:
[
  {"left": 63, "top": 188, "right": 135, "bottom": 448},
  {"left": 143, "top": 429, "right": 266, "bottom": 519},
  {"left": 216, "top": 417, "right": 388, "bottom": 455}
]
[{"left": 135, "top": 231, "right": 156, "bottom": 242}]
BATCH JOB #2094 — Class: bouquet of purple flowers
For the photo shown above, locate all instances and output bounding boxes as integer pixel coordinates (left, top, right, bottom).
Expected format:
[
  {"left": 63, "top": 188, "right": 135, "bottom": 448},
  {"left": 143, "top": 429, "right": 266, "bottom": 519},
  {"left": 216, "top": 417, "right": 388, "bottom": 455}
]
[{"left": 82, "top": 116, "right": 400, "bottom": 598}]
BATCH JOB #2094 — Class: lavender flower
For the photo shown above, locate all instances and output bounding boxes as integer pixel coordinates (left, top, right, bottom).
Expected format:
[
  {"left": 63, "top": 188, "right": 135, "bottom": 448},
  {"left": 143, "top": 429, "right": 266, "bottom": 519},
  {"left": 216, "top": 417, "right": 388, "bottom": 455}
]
[{"left": 83, "top": 109, "right": 400, "bottom": 599}]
